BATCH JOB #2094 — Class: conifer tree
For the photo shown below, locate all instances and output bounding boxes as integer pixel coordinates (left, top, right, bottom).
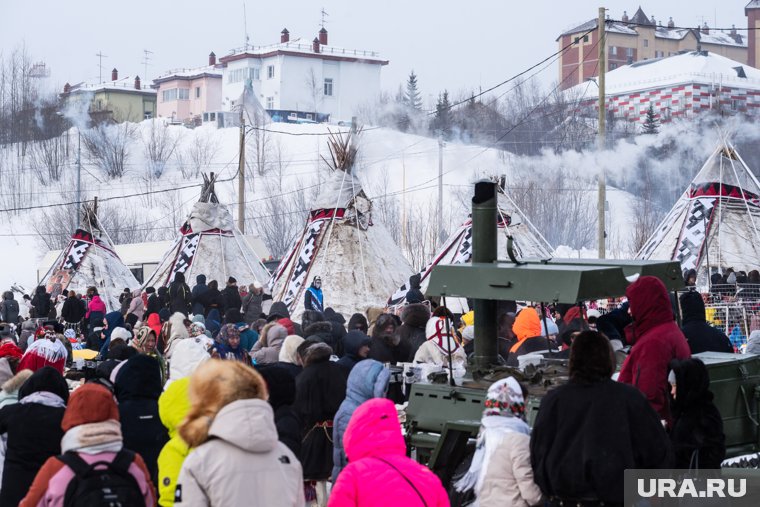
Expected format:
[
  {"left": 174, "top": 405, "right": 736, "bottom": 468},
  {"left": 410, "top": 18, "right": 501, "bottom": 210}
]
[
  {"left": 404, "top": 71, "right": 423, "bottom": 111},
  {"left": 642, "top": 104, "right": 660, "bottom": 135}
]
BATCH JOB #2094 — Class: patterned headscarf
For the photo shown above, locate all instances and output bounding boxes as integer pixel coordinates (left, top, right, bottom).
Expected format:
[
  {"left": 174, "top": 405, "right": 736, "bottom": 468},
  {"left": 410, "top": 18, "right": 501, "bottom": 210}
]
[
  {"left": 483, "top": 377, "right": 525, "bottom": 418},
  {"left": 218, "top": 324, "right": 240, "bottom": 345},
  {"left": 189, "top": 322, "right": 206, "bottom": 338},
  {"left": 133, "top": 326, "right": 157, "bottom": 354}
]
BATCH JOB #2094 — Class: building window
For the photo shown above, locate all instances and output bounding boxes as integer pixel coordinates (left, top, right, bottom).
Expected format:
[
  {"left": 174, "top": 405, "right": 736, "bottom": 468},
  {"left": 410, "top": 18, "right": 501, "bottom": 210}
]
[
  {"left": 178, "top": 88, "right": 189, "bottom": 100},
  {"left": 574, "top": 36, "right": 580, "bottom": 44},
  {"left": 266, "top": 96, "right": 274, "bottom": 109},
  {"left": 162, "top": 89, "right": 178, "bottom": 102},
  {"left": 610, "top": 46, "right": 617, "bottom": 56},
  {"left": 249, "top": 67, "right": 260, "bottom": 80},
  {"left": 144, "top": 112, "right": 152, "bottom": 120},
  {"left": 324, "top": 78, "right": 333, "bottom": 96},
  {"left": 203, "top": 113, "right": 208, "bottom": 121},
  {"left": 210, "top": 112, "right": 216, "bottom": 121},
  {"left": 195, "top": 87, "right": 201, "bottom": 98},
  {"left": 643, "top": 39, "right": 649, "bottom": 48},
  {"left": 267, "top": 65, "right": 275, "bottom": 79},
  {"left": 610, "top": 63, "right": 618, "bottom": 70},
  {"left": 583, "top": 35, "right": 589, "bottom": 43}
]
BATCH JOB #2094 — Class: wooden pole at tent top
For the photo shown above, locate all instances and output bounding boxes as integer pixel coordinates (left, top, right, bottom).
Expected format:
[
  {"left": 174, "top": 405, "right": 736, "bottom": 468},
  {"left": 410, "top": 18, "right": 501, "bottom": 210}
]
[{"left": 238, "top": 110, "right": 246, "bottom": 233}]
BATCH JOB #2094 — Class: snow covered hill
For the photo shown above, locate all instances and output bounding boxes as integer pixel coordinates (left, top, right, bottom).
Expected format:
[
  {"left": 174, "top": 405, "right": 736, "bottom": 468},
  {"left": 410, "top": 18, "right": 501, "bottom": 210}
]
[{"left": 0, "top": 119, "right": 649, "bottom": 292}]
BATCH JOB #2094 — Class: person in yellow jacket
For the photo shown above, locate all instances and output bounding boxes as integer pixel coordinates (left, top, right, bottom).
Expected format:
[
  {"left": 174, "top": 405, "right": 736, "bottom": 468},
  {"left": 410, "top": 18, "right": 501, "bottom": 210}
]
[{"left": 157, "top": 376, "right": 192, "bottom": 507}]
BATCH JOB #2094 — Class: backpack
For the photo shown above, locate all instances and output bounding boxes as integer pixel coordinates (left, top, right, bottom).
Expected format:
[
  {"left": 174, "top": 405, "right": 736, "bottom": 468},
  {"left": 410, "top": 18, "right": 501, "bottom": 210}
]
[{"left": 59, "top": 449, "right": 144, "bottom": 507}]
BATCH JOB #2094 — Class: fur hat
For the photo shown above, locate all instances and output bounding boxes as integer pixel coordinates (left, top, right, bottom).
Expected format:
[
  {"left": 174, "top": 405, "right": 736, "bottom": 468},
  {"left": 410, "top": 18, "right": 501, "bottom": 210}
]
[
  {"left": 61, "top": 383, "right": 120, "bottom": 431},
  {"left": 569, "top": 331, "right": 615, "bottom": 383},
  {"left": 179, "top": 359, "right": 268, "bottom": 448},
  {"left": 425, "top": 317, "right": 460, "bottom": 353},
  {"left": 483, "top": 377, "right": 525, "bottom": 418}
]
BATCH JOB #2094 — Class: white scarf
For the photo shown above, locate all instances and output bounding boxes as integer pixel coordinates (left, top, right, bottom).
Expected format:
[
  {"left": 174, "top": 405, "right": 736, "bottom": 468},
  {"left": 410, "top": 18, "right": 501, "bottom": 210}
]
[
  {"left": 20, "top": 391, "right": 66, "bottom": 408},
  {"left": 61, "top": 419, "right": 123, "bottom": 454},
  {"left": 454, "top": 415, "right": 531, "bottom": 502}
]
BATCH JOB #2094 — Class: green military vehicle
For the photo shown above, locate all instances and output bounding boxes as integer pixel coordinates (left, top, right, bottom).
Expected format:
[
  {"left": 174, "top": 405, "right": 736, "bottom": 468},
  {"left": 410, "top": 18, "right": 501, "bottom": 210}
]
[{"left": 404, "top": 180, "right": 760, "bottom": 487}]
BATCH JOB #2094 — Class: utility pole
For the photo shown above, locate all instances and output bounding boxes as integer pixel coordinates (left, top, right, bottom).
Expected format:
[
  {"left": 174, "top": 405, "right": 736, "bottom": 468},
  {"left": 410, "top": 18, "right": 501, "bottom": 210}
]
[
  {"left": 437, "top": 133, "right": 443, "bottom": 245},
  {"left": 597, "top": 6, "right": 607, "bottom": 259},
  {"left": 96, "top": 51, "right": 107, "bottom": 83},
  {"left": 238, "top": 110, "right": 246, "bottom": 233},
  {"left": 76, "top": 131, "right": 81, "bottom": 229}
]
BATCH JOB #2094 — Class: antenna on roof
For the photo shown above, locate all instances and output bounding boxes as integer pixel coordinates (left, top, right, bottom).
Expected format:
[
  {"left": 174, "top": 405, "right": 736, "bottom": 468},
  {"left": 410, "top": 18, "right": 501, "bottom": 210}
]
[
  {"left": 243, "top": 2, "right": 251, "bottom": 50},
  {"left": 321, "top": 7, "right": 329, "bottom": 29},
  {"left": 142, "top": 49, "right": 153, "bottom": 81},
  {"left": 96, "top": 51, "right": 108, "bottom": 83}
]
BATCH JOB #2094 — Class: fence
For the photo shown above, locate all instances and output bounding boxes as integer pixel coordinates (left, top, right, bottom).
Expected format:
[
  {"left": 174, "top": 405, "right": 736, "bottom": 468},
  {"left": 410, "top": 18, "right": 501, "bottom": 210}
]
[{"left": 704, "top": 284, "right": 760, "bottom": 350}]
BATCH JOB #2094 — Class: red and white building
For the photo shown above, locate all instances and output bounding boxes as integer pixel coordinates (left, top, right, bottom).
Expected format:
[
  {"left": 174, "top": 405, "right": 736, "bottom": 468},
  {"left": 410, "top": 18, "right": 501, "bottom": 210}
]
[{"left": 567, "top": 50, "right": 760, "bottom": 124}]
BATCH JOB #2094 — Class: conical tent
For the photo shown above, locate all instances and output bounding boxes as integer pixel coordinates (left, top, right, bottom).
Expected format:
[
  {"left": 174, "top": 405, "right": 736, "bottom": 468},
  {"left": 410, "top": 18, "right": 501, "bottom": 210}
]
[
  {"left": 388, "top": 188, "right": 553, "bottom": 308},
  {"left": 637, "top": 142, "right": 760, "bottom": 285},
  {"left": 268, "top": 131, "right": 413, "bottom": 321},
  {"left": 40, "top": 203, "right": 139, "bottom": 312},
  {"left": 142, "top": 174, "right": 270, "bottom": 289}
]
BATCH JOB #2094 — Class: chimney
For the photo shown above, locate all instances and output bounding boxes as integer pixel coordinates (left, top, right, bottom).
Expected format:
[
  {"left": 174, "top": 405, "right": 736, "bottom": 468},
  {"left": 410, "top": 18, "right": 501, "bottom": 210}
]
[
  {"left": 668, "top": 17, "right": 674, "bottom": 28},
  {"left": 63, "top": 82, "right": 71, "bottom": 93},
  {"left": 134, "top": 75, "right": 141, "bottom": 90},
  {"left": 209, "top": 51, "right": 216, "bottom": 66},
  {"left": 319, "top": 27, "right": 328, "bottom": 46},
  {"left": 731, "top": 24, "right": 737, "bottom": 36},
  {"left": 111, "top": 68, "right": 118, "bottom": 81},
  {"left": 701, "top": 22, "right": 709, "bottom": 35},
  {"left": 313, "top": 37, "right": 320, "bottom": 53},
  {"left": 622, "top": 11, "right": 629, "bottom": 23},
  {"left": 650, "top": 15, "right": 656, "bottom": 25},
  {"left": 281, "top": 28, "right": 290, "bottom": 43}
]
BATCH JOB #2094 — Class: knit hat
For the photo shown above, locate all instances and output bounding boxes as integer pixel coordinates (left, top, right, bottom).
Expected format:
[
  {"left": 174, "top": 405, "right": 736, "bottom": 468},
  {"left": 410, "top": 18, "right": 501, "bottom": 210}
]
[
  {"left": 277, "top": 318, "right": 296, "bottom": 336},
  {"left": 425, "top": 317, "right": 460, "bottom": 353},
  {"left": 228, "top": 276, "right": 237, "bottom": 284},
  {"left": 64, "top": 329, "right": 77, "bottom": 340},
  {"left": 483, "top": 377, "right": 525, "bottom": 418},
  {"left": 62, "top": 383, "right": 120, "bottom": 431}
]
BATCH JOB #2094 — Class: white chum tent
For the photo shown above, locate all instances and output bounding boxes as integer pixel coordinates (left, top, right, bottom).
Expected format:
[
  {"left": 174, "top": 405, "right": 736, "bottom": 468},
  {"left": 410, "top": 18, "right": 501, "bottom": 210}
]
[
  {"left": 40, "top": 205, "right": 139, "bottom": 312},
  {"left": 142, "top": 174, "right": 271, "bottom": 289},
  {"left": 388, "top": 188, "right": 553, "bottom": 308},
  {"left": 268, "top": 131, "right": 413, "bottom": 321},
  {"left": 637, "top": 141, "right": 760, "bottom": 285}
]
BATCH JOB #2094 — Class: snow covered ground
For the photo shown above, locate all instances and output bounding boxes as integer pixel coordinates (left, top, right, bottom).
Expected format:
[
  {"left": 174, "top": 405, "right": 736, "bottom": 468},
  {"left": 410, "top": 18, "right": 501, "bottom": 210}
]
[{"left": 0, "top": 120, "right": 645, "bottom": 293}]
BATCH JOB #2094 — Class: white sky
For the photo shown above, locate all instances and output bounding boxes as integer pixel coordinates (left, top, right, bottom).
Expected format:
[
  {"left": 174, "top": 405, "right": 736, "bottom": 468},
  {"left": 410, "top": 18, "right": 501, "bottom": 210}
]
[{"left": 0, "top": 0, "right": 750, "bottom": 108}]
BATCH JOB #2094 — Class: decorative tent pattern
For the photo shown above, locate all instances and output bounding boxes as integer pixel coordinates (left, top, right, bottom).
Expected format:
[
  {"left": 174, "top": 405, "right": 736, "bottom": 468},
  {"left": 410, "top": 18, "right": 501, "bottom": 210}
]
[
  {"left": 40, "top": 204, "right": 139, "bottom": 312},
  {"left": 637, "top": 142, "right": 760, "bottom": 285},
  {"left": 268, "top": 131, "right": 413, "bottom": 321},
  {"left": 388, "top": 190, "right": 553, "bottom": 307},
  {"left": 142, "top": 174, "right": 270, "bottom": 288}
]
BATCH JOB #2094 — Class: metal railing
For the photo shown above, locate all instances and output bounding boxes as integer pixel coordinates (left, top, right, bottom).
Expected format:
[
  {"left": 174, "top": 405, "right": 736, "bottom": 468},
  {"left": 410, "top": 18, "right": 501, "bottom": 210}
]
[{"left": 226, "top": 42, "right": 381, "bottom": 59}]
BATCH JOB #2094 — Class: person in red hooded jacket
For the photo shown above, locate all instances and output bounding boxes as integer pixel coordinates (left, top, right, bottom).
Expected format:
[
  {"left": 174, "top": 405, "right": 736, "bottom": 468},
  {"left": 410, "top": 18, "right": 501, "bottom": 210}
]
[{"left": 617, "top": 276, "right": 690, "bottom": 425}]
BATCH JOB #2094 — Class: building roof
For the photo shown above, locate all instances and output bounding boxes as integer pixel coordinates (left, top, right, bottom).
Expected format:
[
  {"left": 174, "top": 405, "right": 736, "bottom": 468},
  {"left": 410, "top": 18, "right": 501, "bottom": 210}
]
[
  {"left": 219, "top": 37, "right": 388, "bottom": 65},
  {"left": 66, "top": 77, "right": 156, "bottom": 96},
  {"left": 747, "top": 1, "right": 760, "bottom": 10},
  {"left": 568, "top": 50, "right": 760, "bottom": 100},
  {"left": 630, "top": 7, "right": 655, "bottom": 26},
  {"left": 558, "top": 19, "right": 638, "bottom": 38},
  {"left": 152, "top": 65, "right": 222, "bottom": 85}
]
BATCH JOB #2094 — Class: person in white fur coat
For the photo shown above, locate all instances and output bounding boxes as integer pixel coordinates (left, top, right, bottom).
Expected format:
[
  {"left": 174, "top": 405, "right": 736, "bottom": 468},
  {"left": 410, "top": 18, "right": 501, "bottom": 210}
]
[{"left": 413, "top": 316, "right": 467, "bottom": 368}]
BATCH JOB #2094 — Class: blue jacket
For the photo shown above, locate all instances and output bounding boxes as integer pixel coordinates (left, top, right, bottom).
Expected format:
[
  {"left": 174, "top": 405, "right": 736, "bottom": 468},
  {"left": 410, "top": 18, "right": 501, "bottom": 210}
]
[
  {"left": 98, "top": 311, "right": 126, "bottom": 357},
  {"left": 331, "top": 359, "right": 390, "bottom": 482}
]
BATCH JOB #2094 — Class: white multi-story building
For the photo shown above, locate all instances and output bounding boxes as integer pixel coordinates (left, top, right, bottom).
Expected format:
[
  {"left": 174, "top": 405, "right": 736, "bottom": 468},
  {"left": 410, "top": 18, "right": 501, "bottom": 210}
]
[{"left": 219, "top": 28, "right": 388, "bottom": 122}]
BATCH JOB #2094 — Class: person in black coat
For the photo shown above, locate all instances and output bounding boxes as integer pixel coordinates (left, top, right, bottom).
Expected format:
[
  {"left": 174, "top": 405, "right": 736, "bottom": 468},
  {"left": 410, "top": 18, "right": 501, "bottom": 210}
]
[
  {"left": 200, "top": 280, "right": 224, "bottom": 317},
  {"left": 221, "top": 277, "right": 242, "bottom": 314},
  {"left": 396, "top": 303, "right": 430, "bottom": 361},
  {"left": 30, "top": 285, "right": 51, "bottom": 320},
  {"left": 145, "top": 287, "right": 161, "bottom": 319},
  {"left": 258, "top": 365, "right": 302, "bottom": 458},
  {"left": 530, "top": 331, "right": 672, "bottom": 505},
  {"left": 0, "top": 366, "right": 69, "bottom": 507},
  {"left": 669, "top": 358, "right": 726, "bottom": 469},
  {"left": 347, "top": 313, "right": 369, "bottom": 334},
  {"left": 190, "top": 274, "right": 208, "bottom": 316},
  {"left": 60, "top": 290, "right": 86, "bottom": 326},
  {"left": 293, "top": 341, "right": 347, "bottom": 481},
  {"left": 405, "top": 273, "right": 425, "bottom": 304},
  {"left": 368, "top": 313, "right": 410, "bottom": 364},
  {"left": 336, "top": 331, "right": 371, "bottom": 374},
  {"left": 323, "top": 308, "right": 347, "bottom": 357},
  {"left": 113, "top": 354, "right": 168, "bottom": 488},
  {"left": 680, "top": 291, "right": 734, "bottom": 354},
  {"left": 168, "top": 272, "right": 192, "bottom": 316},
  {"left": 157, "top": 286, "right": 170, "bottom": 309}
]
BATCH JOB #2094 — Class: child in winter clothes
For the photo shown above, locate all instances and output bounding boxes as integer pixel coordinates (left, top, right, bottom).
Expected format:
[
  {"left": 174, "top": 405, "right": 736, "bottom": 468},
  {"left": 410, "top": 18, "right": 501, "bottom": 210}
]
[
  {"left": 456, "top": 377, "right": 542, "bottom": 507},
  {"left": 413, "top": 316, "right": 467, "bottom": 368},
  {"left": 328, "top": 398, "right": 448, "bottom": 507},
  {"left": 175, "top": 360, "right": 304, "bottom": 506},
  {"left": 21, "top": 383, "right": 155, "bottom": 506},
  {"left": 157, "top": 377, "right": 192, "bottom": 507}
]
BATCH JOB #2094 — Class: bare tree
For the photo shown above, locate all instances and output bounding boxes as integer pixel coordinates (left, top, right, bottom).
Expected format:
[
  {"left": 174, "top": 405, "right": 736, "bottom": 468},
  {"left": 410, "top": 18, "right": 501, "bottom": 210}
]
[
  {"left": 142, "top": 120, "right": 182, "bottom": 179},
  {"left": 246, "top": 109, "right": 271, "bottom": 178},
  {"left": 255, "top": 179, "right": 308, "bottom": 259},
  {"left": 28, "top": 134, "right": 66, "bottom": 182},
  {"left": 176, "top": 130, "right": 219, "bottom": 178},
  {"left": 305, "top": 68, "right": 322, "bottom": 112},
  {"left": 366, "top": 166, "right": 402, "bottom": 246},
  {"left": 81, "top": 122, "right": 136, "bottom": 178}
]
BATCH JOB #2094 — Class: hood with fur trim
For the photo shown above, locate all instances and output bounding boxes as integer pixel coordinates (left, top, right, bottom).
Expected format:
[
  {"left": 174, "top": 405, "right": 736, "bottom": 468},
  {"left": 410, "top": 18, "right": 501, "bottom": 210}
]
[
  {"left": 1, "top": 368, "right": 32, "bottom": 395},
  {"left": 401, "top": 304, "right": 430, "bottom": 328}
]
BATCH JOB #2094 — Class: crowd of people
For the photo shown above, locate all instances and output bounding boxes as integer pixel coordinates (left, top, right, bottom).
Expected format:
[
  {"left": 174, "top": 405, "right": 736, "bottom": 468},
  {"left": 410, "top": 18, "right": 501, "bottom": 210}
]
[{"left": 0, "top": 271, "right": 750, "bottom": 505}]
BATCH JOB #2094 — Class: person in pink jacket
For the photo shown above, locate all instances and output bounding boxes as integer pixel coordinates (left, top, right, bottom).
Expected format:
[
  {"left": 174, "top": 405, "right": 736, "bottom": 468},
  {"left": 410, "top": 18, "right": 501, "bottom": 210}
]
[{"left": 328, "top": 398, "right": 448, "bottom": 507}]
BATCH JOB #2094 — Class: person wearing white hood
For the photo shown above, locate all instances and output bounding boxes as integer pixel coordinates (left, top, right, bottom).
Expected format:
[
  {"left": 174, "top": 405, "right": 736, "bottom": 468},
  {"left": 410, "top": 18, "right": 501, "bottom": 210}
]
[
  {"left": 413, "top": 316, "right": 467, "bottom": 369},
  {"left": 164, "top": 336, "right": 211, "bottom": 389},
  {"left": 455, "top": 377, "right": 543, "bottom": 507},
  {"left": 747, "top": 330, "right": 760, "bottom": 355}
]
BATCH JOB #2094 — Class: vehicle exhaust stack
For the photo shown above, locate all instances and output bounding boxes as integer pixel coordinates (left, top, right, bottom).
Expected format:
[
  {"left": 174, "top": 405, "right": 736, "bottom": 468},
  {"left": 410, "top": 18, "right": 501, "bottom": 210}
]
[{"left": 472, "top": 180, "right": 499, "bottom": 369}]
